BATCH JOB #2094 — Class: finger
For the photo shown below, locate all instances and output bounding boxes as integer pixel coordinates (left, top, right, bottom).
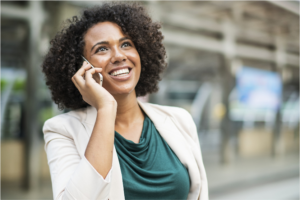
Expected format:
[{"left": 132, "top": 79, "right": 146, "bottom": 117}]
[
  {"left": 85, "top": 68, "right": 97, "bottom": 83},
  {"left": 86, "top": 67, "right": 103, "bottom": 76},
  {"left": 85, "top": 68, "right": 103, "bottom": 85},
  {"left": 81, "top": 64, "right": 100, "bottom": 81},
  {"left": 94, "top": 68, "right": 103, "bottom": 84},
  {"left": 73, "top": 61, "right": 92, "bottom": 84},
  {"left": 81, "top": 61, "right": 90, "bottom": 69},
  {"left": 75, "top": 61, "right": 91, "bottom": 77}
]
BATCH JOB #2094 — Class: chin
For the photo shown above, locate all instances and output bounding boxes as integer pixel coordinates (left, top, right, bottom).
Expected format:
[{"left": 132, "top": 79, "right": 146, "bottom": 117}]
[{"left": 109, "top": 86, "right": 136, "bottom": 96}]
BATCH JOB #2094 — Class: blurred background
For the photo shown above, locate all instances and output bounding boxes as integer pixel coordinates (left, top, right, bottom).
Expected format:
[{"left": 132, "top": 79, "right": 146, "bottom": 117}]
[{"left": 1, "top": 1, "right": 299, "bottom": 200}]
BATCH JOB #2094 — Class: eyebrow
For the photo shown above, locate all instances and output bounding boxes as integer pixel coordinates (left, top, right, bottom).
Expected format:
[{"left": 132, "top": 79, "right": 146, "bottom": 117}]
[{"left": 90, "top": 37, "right": 131, "bottom": 52}]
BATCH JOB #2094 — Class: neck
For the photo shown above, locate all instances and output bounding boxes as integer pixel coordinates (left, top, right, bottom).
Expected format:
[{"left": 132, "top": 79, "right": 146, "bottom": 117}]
[{"left": 113, "top": 91, "right": 144, "bottom": 126}]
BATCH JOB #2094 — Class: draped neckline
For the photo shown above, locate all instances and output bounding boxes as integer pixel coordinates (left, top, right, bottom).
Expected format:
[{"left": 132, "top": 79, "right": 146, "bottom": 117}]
[
  {"left": 114, "top": 114, "right": 149, "bottom": 152},
  {"left": 114, "top": 114, "right": 191, "bottom": 199}
]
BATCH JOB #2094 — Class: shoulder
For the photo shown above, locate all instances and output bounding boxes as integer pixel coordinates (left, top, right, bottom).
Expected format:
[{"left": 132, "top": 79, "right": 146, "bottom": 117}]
[
  {"left": 144, "top": 102, "right": 192, "bottom": 120},
  {"left": 142, "top": 102, "right": 195, "bottom": 134},
  {"left": 43, "top": 107, "right": 88, "bottom": 139},
  {"left": 143, "top": 102, "right": 199, "bottom": 147}
]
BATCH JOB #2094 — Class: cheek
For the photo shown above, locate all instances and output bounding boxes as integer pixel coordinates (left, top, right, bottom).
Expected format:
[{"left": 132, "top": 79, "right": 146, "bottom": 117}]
[
  {"left": 94, "top": 55, "right": 111, "bottom": 69},
  {"left": 128, "top": 49, "right": 141, "bottom": 64},
  {"left": 134, "top": 57, "right": 141, "bottom": 78}
]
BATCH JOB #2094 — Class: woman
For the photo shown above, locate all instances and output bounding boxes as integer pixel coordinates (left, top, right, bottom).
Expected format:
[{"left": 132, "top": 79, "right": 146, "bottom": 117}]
[{"left": 42, "top": 2, "right": 208, "bottom": 200}]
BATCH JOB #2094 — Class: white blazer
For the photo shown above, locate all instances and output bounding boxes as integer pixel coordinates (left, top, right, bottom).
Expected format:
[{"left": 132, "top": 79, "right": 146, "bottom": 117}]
[{"left": 43, "top": 100, "right": 208, "bottom": 200}]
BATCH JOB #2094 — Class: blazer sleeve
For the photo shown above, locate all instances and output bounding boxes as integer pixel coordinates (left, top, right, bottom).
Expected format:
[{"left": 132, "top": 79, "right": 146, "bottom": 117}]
[
  {"left": 43, "top": 118, "right": 113, "bottom": 200},
  {"left": 186, "top": 111, "right": 209, "bottom": 200}
]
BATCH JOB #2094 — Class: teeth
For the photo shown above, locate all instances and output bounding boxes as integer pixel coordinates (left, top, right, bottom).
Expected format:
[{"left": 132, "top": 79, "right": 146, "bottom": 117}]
[{"left": 110, "top": 68, "right": 130, "bottom": 76}]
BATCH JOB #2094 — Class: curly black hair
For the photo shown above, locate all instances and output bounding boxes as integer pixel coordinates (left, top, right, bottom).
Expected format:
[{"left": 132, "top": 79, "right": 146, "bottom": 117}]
[{"left": 42, "top": 2, "right": 167, "bottom": 110}]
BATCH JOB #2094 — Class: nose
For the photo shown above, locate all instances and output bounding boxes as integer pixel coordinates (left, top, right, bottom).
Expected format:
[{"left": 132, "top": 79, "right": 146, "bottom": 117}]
[{"left": 110, "top": 48, "right": 127, "bottom": 64}]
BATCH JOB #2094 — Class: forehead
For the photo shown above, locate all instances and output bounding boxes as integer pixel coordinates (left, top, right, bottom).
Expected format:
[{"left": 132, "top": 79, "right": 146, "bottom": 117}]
[{"left": 84, "top": 22, "right": 125, "bottom": 44}]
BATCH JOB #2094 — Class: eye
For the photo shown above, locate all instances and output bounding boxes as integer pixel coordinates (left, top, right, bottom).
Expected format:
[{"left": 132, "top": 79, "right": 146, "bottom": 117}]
[
  {"left": 96, "top": 46, "right": 108, "bottom": 52},
  {"left": 121, "top": 42, "right": 132, "bottom": 48}
]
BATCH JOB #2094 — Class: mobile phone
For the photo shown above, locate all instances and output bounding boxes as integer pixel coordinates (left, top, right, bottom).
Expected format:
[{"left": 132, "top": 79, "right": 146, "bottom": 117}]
[{"left": 81, "top": 56, "right": 103, "bottom": 86}]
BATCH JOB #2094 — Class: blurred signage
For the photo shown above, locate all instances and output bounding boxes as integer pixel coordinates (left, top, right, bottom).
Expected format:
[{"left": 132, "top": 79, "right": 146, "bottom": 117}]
[{"left": 230, "top": 67, "right": 282, "bottom": 122}]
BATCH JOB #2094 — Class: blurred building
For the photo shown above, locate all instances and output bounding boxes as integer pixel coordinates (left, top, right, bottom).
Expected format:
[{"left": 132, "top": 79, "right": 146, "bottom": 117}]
[{"left": 1, "top": 1, "right": 299, "bottom": 199}]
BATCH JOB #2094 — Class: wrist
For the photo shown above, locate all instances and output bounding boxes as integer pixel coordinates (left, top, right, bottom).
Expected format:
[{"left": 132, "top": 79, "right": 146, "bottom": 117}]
[{"left": 96, "top": 100, "right": 117, "bottom": 113}]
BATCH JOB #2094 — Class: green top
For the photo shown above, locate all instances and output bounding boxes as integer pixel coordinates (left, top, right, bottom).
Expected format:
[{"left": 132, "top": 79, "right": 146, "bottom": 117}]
[{"left": 114, "top": 115, "right": 190, "bottom": 200}]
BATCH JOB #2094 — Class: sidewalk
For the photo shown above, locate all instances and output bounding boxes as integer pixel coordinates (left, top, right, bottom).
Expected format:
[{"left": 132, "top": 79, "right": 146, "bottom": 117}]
[{"left": 204, "top": 153, "right": 299, "bottom": 198}]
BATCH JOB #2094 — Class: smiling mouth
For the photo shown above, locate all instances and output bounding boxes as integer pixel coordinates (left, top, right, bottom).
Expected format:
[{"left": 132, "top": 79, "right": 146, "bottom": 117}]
[{"left": 109, "top": 68, "right": 132, "bottom": 76}]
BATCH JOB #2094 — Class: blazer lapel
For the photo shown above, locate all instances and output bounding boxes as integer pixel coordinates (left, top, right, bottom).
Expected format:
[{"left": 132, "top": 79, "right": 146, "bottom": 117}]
[{"left": 138, "top": 101, "right": 201, "bottom": 198}]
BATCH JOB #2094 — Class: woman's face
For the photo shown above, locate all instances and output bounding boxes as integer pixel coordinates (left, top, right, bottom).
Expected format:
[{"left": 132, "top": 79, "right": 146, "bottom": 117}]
[{"left": 83, "top": 22, "right": 141, "bottom": 97}]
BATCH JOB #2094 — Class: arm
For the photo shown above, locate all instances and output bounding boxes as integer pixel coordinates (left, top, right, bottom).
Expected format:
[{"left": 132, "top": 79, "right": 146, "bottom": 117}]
[
  {"left": 72, "top": 61, "right": 118, "bottom": 179},
  {"left": 85, "top": 104, "right": 116, "bottom": 179},
  {"left": 44, "top": 116, "right": 114, "bottom": 200},
  {"left": 44, "top": 62, "right": 118, "bottom": 199},
  {"left": 186, "top": 111, "right": 209, "bottom": 200}
]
